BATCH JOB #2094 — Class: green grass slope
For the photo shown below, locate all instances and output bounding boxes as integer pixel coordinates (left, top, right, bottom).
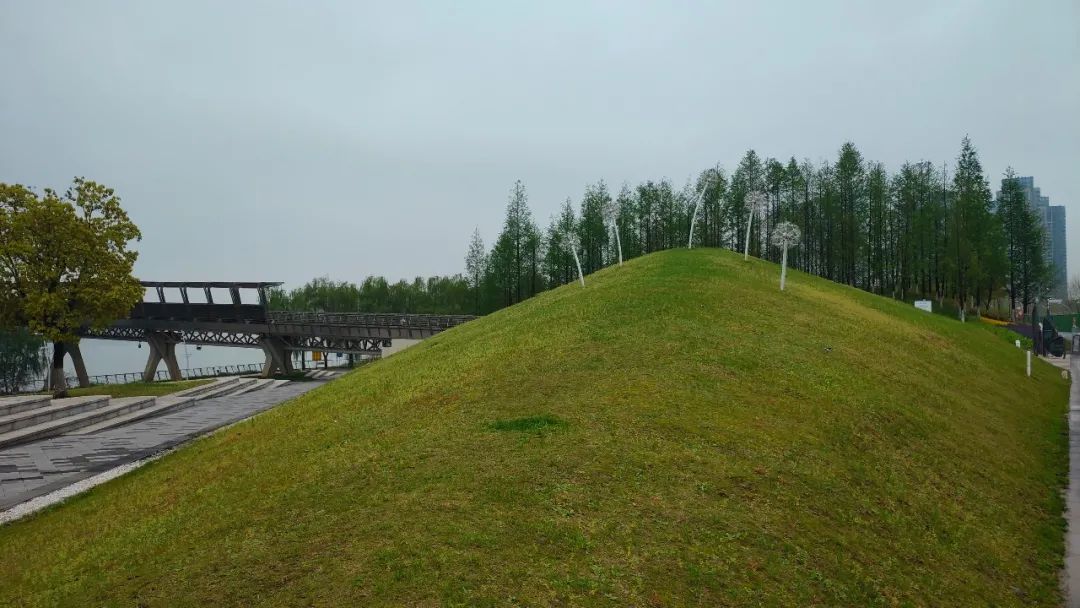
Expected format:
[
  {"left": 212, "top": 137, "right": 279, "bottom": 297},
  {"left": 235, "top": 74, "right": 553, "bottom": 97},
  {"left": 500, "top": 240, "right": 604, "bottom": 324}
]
[{"left": 0, "top": 249, "right": 1069, "bottom": 606}]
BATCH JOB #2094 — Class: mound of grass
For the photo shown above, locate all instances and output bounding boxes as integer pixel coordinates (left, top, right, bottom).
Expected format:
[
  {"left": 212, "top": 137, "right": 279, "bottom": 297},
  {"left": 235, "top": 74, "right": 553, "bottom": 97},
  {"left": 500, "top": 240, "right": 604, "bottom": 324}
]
[
  {"left": 0, "top": 249, "right": 1069, "bottom": 606},
  {"left": 60, "top": 379, "right": 212, "bottom": 398}
]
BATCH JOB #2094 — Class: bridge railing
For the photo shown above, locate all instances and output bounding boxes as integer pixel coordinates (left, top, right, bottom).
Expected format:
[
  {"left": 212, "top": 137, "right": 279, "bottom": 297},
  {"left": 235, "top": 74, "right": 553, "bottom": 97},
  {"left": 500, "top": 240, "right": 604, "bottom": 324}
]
[
  {"left": 268, "top": 311, "right": 475, "bottom": 329},
  {"left": 26, "top": 363, "right": 267, "bottom": 388}
]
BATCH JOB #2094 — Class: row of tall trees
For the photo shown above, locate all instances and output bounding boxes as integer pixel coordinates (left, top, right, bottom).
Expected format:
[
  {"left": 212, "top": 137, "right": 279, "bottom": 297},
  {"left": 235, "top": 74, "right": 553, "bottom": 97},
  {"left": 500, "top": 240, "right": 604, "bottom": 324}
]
[
  {"left": 466, "top": 138, "right": 1051, "bottom": 317},
  {"left": 270, "top": 138, "right": 1050, "bottom": 320},
  {"left": 268, "top": 275, "right": 472, "bottom": 315}
]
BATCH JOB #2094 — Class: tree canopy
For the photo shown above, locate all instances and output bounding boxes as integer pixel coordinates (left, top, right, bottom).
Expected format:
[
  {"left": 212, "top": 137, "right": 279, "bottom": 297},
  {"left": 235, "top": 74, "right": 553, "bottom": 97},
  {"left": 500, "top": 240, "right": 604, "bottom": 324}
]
[
  {"left": 0, "top": 328, "right": 46, "bottom": 395},
  {"left": 0, "top": 178, "right": 143, "bottom": 391},
  {"left": 459, "top": 137, "right": 1051, "bottom": 319},
  {"left": 274, "top": 137, "right": 1052, "bottom": 322}
]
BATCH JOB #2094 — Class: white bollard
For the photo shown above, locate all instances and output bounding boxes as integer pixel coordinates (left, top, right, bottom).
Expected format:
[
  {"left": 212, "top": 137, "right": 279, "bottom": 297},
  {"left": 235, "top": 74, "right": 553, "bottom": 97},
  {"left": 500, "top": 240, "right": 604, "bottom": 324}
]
[
  {"left": 1026, "top": 350, "right": 1032, "bottom": 377},
  {"left": 1015, "top": 339, "right": 1021, "bottom": 348}
]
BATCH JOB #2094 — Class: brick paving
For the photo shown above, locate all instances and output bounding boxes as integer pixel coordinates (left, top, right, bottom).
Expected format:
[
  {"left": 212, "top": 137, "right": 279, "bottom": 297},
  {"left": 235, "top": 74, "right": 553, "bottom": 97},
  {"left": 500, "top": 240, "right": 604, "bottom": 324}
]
[{"left": 0, "top": 381, "right": 320, "bottom": 510}]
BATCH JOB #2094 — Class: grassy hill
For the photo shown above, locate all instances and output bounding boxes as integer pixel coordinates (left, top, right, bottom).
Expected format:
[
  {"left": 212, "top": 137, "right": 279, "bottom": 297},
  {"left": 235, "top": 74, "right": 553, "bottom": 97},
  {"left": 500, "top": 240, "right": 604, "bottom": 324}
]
[{"left": 0, "top": 249, "right": 1069, "bottom": 606}]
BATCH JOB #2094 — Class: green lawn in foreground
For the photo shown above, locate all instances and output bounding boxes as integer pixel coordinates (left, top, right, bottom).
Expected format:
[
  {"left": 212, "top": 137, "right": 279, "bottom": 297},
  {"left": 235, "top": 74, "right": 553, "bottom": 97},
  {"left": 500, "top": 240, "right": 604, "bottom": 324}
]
[
  {"left": 59, "top": 378, "right": 212, "bottom": 398},
  {"left": 0, "top": 249, "right": 1069, "bottom": 606}
]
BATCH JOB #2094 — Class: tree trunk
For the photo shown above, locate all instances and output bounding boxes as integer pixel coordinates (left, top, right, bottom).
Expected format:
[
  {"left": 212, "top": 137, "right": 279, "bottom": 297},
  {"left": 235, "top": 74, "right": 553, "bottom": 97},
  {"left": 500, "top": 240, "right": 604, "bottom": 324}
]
[{"left": 50, "top": 340, "right": 68, "bottom": 397}]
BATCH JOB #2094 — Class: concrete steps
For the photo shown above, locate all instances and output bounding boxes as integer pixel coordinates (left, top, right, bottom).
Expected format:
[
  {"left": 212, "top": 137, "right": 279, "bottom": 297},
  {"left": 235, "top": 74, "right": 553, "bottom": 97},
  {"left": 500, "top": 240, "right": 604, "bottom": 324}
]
[
  {"left": 0, "top": 375, "right": 293, "bottom": 447},
  {"left": 0, "top": 395, "right": 52, "bottom": 418},
  {"left": 171, "top": 377, "right": 239, "bottom": 399},
  {"left": 304, "top": 370, "right": 345, "bottom": 380},
  {"left": 0, "top": 396, "right": 155, "bottom": 449},
  {"left": 0, "top": 396, "right": 110, "bottom": 435},
  {"left": 72, "top": 377, "right": 257, "bottom": 435},
  {"left": 229, "top": 378, "right": 274, "bottom": 396}
]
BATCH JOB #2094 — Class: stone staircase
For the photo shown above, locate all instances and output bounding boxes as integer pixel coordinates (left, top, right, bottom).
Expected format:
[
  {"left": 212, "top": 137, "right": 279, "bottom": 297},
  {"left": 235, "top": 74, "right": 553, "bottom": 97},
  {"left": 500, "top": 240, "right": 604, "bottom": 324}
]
[
  {"left": 0, "top": 376, "right": 294, "bottom": 449},
  {"left": 0, "top": 395, "right": 155, "bottom": 449},
  {"left": 303, "top": 369, "right": 347, "bottom": 380}
]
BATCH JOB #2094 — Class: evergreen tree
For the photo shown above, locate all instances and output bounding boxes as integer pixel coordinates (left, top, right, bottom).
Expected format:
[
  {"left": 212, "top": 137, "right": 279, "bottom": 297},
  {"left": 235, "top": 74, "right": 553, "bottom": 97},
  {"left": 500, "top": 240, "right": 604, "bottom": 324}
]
[
  {"left": 490, "top": 181, "right": 540, "bottom": 306},
  {"left": 729, "top": 150, "right": 765, "bottom": 255},
  {"left": 834, "top": 142, "right": 866, "bottom": 286},
  {"left": 578, "top": 182, "right": 611, "bottom": 274},
  {"left": 543, "top": 200, "right": 578, "bottom": 287},
  {"left": 464, "top": 228, "right": 486, "bottom": 314},
  {"left": 998, "top": 167, "right": 1048, "bottom": 313},
  {"left": 950, "top": 136, "right": 996, "bottom": 316}
]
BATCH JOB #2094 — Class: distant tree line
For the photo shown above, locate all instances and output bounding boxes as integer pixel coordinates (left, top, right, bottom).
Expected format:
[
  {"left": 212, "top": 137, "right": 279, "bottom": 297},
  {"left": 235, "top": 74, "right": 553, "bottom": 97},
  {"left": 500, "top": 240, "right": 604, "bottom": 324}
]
[
  {"left": 272, "top": 138, "right": 1050, "bottom": 320},
  {"left": 268, "top": 275, "right": 472, "bottom": 315},
  {"left": 467, "top": 137, "right": 1050, "bottom": 318}
]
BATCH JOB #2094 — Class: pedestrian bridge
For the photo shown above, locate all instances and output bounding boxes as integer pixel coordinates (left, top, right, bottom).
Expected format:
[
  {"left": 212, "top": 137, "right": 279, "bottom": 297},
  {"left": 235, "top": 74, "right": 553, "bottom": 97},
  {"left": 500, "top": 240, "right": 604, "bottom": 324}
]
[{"left": 68, "top": 281, "right": 474, "bottom": 385}]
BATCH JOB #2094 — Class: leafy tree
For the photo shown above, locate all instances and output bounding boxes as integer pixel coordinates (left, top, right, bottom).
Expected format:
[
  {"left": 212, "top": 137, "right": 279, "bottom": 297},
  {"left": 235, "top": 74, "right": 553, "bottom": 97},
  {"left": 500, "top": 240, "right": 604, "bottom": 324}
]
[
  {"left": 0, "top": 178, "right": 142, "bottom": 394},
  {"left": 0, "top": 328, "right": 46, "bottom": 395},
  {"left": 865, "top": 162, "right": 890, "bottom": 293},
  {"left": 998, "top": 167, "right": 1048, "bottom": 313},
  {"left": 729, "top": 150, "right": 765, "bottom": 255},
  {"left": 312, "top": 139, "right": 1050, "bottom": 322},
  {"left": 613, "top": 185, "right": 641, "bottom": 260},
  {"left": 489, "top": 181, "right": 541, "bottom": 307},
  {"left": 950, "top": 136, "right": 996, "bottom": 317},
  {"left": 834, "top": 142, "right": 866, "bottom": 286},
  {"left": 270, "top": 274, "right": 473, "bottom": 315},
  {"left": 542, "top": 200, "right": 578, "bottom": 287},
  {"left": 464, "top": 228, "right": 486, "bottom": 314},
  {"left": 691, "top": 166, "right": 727, "bottom": 249},
  {"left": 578, "top": 182, "right": 610, "bottom": 274},
  {"left": 1069, "top": 276, "right": 1080, "bottom": 314}
]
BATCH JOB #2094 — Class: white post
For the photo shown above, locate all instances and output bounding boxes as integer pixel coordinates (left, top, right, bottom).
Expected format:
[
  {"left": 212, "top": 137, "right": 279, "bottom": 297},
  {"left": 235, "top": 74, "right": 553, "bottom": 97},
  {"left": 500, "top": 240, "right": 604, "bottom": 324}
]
[
  {"left": 688, "top": 200, "right": 699, "bottom": 249},
  {"left": 613, "top": 224, "right": 623, "bottom": 266},
  {"left": 1026, "top": 350, "right": 1032, "bottom": 377},
  {"left": 571, "top": 246, "right": 585, "bottom": 287},
  {"left": 771, "top": 221, "right": 801, "bottom": 291},
  {"left": 780, "top": 246, "right": 788, "bottom": 291},
  {"left": 743, "top": 209, "right": 753, "bottom": 261}
]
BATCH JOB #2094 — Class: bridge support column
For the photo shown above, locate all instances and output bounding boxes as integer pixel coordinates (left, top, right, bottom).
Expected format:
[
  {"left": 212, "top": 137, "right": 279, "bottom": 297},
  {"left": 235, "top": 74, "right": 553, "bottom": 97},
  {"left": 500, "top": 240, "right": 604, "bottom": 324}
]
[
  {"left": 66, "top": 341, "right": 90, "bottom": 388},
  {"left": 259, "top": 337, "right": 293, "bottom": 378},
  {"left": 143, "top": 332, "right": 182, "bottom": 382}
]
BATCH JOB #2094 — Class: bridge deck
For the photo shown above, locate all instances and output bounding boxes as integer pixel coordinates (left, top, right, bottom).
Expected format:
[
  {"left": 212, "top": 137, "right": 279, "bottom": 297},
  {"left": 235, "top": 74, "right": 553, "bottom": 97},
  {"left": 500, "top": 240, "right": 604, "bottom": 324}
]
[
  {"left": 76, "top": 280, "right": 476, "bottom": 380},
  {"left": 84, "top": 312, "right": 476, "bottom": 352}
]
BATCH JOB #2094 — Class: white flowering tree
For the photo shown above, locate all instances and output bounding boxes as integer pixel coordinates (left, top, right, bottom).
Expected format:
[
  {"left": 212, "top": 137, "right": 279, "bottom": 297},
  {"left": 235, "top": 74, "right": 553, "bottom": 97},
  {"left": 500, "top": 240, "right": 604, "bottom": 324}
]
[
  {"left": 563, "top": 231, "right": 585, "bottom": 287},
  {"left": 601, "top": 199, "right": 622, "bottom": 267},
  {"left": 743, "top": 191, "right": 769, "bottom": 261},
  {"left": 687, "top": 166, "right": 721, "bottom": 250},
  {"left": 771, "top": 221, "right": 801, "bottom": 291}
]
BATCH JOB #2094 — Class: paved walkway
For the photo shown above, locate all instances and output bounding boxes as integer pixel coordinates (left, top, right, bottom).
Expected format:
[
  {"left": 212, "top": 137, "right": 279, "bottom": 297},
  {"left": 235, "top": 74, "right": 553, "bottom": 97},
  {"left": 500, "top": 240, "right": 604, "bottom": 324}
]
[{"left": 0, "top": 382, "right": 320, "bottom": 511}]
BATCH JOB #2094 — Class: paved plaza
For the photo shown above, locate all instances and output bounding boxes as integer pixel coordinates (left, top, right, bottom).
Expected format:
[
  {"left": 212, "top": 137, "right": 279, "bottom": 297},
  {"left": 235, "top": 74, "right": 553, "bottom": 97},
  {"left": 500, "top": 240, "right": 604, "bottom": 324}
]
[{"left": 0, "top": 381, "right": 320, "bottom": 511}]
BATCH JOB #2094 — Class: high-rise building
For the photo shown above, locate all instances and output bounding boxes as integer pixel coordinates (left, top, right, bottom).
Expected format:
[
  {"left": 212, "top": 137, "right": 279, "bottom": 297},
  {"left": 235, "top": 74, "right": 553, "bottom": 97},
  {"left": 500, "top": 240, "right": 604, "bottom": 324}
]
[{"left": 1000, "top": 176, "right": 1068, "bottom": 299}]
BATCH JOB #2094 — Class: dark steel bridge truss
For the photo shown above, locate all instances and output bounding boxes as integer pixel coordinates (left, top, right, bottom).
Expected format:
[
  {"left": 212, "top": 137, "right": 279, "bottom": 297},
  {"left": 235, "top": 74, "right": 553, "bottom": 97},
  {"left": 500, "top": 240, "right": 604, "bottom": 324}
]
[
  {"left": 76, "top": 281, "right": 476, "bottom": 382},
  {"left": 85, "top": 325, "right": 408, "bottom": 355}
]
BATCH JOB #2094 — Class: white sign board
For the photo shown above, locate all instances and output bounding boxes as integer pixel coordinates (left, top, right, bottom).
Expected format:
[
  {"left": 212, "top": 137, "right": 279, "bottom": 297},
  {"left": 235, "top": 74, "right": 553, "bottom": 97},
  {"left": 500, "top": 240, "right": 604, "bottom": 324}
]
[{"left": 914, "top": 300, "right": 932, "bottom": 313}]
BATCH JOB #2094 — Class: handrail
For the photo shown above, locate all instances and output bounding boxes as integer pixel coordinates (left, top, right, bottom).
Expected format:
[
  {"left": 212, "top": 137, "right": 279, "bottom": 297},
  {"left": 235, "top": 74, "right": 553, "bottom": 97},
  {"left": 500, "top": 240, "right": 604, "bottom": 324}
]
[{"left": 267, "top": 311, "right": 475, "bottom": 329}]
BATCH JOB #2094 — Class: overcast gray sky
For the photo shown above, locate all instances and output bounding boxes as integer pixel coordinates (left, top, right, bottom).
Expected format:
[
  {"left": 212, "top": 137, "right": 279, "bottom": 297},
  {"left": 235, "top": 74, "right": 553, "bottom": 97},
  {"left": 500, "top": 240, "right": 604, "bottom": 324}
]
[{"left": 2, "top": 1, "right": 1078, "bottom": 288}]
